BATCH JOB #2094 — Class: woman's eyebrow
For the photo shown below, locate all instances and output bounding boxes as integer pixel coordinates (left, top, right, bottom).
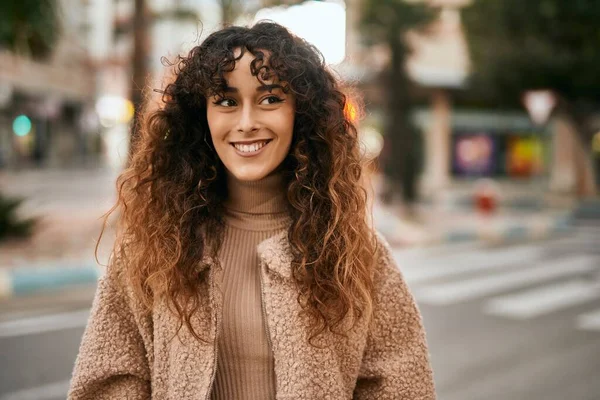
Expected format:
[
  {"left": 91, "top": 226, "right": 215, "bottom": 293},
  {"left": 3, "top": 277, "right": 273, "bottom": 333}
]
[
  {"left": 222, "top": 84, "right": 283, "bottom": 93},
  {"left": 257, "top": 84, "right": 283, "bottom": 93}
]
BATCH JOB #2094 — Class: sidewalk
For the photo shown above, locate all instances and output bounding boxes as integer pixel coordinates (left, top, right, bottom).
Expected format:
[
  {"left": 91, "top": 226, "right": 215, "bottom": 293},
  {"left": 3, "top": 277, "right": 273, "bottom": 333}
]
[
  {"left": 374, "top": 203, "right": 572, "bottom": 247},
  {"left": 371, "top": 173, "right": 576, "bottom": 246}
]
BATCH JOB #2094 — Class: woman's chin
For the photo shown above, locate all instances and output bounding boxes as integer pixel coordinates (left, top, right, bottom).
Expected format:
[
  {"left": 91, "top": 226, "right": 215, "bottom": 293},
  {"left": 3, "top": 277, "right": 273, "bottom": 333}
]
[{"left": 227, "top": 167, "right": 271, "bottom": 182}]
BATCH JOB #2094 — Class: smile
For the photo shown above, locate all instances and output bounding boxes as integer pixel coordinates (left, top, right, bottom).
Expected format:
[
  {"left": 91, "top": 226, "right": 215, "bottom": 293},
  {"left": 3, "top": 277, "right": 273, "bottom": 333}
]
[{"left": 231, "top": 139, "right": 272, "bottom": 157}]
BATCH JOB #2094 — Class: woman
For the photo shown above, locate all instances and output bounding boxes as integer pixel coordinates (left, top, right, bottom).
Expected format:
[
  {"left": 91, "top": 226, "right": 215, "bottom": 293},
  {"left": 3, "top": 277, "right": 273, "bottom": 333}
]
[{"left": 68, "top": 22, "right": 435, "bottom": 400}]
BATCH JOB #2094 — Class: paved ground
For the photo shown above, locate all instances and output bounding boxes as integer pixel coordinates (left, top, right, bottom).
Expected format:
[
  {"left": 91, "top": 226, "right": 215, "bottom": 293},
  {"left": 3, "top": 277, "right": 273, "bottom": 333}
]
[{"left": 1, "top": 227, "right": 599, "bottom": 400}]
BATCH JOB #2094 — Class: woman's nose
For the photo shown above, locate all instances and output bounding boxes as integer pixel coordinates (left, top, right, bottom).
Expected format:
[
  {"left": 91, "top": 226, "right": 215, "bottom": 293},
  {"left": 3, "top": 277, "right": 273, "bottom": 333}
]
[{"left": 236, "top": 106, "right": 259, "bottom": 133}]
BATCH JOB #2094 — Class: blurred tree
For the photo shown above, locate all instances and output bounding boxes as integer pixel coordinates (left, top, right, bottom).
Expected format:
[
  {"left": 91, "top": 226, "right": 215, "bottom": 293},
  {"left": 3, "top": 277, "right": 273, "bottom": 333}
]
[
  {"left": 0, "top": 194, "right": 36, "bottom": 241},
  {"left": 462, "top": 0, "right": 600, "bottom": 195},
  {"left": 129, "top": 1, "right": 200, "bottom": 155},
  {"left": 0, "top": 0, "right": 60, "bottom": 60},
  {"left": 360, "top": 0, "right": 438, "bottom": 205},
  {"left": 219, "top": 0, "right": 243, "bottom": 25}
]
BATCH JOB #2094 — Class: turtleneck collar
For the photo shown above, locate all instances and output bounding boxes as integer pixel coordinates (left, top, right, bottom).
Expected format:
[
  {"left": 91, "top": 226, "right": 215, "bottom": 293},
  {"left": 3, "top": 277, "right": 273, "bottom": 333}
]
[{"left": 223, "top": 168, "right": 291, "bottom": 231}]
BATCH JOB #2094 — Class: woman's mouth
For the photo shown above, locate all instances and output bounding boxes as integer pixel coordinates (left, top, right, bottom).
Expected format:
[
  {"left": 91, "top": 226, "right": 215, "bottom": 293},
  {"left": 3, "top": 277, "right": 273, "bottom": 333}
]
[{"left": 231, "top": 139, "right": 272, "bottom": 157}]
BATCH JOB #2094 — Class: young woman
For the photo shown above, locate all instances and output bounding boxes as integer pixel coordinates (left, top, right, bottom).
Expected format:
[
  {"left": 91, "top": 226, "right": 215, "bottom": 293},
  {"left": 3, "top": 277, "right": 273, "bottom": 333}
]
[{"left": 68, "top": 22, "right": 435, "bottom": 400}]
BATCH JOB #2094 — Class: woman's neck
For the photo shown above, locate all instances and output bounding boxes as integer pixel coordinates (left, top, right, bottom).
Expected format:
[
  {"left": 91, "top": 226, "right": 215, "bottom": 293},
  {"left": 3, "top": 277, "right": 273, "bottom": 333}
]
[{"left": 223, "top": 169, "right": 288, "bottom": 215}]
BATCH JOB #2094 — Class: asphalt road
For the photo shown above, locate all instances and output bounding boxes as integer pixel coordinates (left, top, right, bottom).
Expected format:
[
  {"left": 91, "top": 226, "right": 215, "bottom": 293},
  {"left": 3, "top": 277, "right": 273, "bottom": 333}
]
[
  {"left": 416, "top": 230, "right": 600, "bottom": 400},
  {"left": 0, "top": 225, "right": 599, "bottom": 400}
]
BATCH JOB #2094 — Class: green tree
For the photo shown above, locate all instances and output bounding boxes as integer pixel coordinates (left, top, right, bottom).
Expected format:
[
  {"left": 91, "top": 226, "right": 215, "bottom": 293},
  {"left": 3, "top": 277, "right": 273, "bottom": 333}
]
[
  {"left": 0, "top": 0, "right": 60, "bottom": 59},
  {"left": 462, "top": 0, "right": 600, "bottom": 193},
  {"left": 360, "top": 0, "right": 438, "bottom": 204}
]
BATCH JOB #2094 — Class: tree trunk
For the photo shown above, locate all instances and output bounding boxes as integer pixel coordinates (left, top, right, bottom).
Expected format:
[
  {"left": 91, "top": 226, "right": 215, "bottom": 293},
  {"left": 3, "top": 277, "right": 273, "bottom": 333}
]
[
  {"left": 384, "top": 34, "right": 419, "bottom": 205},
  {"left": 555, "top": 99, "right": 599, "bottom": 197},
  {"left": 219, "top": 0, "right": 237, "bottom": 25},
  {"left": 130, "top": 0, "right": 151, "bottom": 156}
]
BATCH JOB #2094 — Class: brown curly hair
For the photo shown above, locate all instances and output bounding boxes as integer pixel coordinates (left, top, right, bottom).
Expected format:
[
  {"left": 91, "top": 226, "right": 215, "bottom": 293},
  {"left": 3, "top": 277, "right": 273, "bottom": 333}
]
[{"left": 99, "top": 21, "right": 378, "bottom": 344}]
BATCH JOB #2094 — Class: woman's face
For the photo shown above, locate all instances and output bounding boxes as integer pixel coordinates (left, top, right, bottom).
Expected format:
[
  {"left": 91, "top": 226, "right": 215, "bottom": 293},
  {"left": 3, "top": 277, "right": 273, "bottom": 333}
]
[{"left": 206, "top": 49, "right": 295, "bottom": 181}]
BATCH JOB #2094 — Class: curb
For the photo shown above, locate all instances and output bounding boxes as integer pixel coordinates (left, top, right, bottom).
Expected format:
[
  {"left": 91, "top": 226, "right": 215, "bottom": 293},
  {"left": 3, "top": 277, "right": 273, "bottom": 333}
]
[
  {"left": 378, "top": 212, "right": 574, "bottom": 247},
  {"left": 0, "top": 262, "right": 101, "bottom": 299},
  {"left": 420, "top": 191, "right": 577, "bottom": 212},
  {"left": 435, "top": 213, "right": 573, "bottom": 245},
  {"left": 423, "top": 196, "right": 546, "bottom": 211}
]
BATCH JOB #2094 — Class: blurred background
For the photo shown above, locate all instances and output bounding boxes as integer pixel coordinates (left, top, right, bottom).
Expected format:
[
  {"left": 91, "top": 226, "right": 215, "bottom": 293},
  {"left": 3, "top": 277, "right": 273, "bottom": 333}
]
[{"left": 0, "top": 0, "right": 599, "bottom": 399}]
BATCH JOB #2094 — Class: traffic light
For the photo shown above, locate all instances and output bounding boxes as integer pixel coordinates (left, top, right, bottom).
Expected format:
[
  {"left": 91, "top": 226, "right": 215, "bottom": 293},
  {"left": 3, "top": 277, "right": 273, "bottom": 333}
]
[{"left": 12, "top": 115, "right": 32, "bottom": 137}]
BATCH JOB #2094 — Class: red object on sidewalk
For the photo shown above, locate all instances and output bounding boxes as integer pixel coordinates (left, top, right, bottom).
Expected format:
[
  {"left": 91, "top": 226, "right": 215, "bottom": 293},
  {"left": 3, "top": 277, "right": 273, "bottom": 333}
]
[
  {"left": 475, "top": 192, "right": 496, "bottom": 214},
  {"left": 474, "top": 179, "right": 498, "bottom": 215}
]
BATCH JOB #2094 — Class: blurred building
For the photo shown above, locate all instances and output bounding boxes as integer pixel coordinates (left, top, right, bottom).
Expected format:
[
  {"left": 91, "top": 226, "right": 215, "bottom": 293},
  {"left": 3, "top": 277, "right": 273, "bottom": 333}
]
[
  {"left": 0, "top": 0, "right": 223, "bottom": 171},
  {"left": 348, "top": 0, "right": 586, "bottom": 198},
  {"left": 0, "top": 0, "right": 96, "bottom": 169}
]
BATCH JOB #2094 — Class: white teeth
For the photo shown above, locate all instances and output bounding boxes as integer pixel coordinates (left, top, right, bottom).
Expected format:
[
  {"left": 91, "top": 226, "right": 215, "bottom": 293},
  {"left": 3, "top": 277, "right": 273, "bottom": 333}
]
[{"left": 233, "top": 141, "right": 268, "bottom": 153}]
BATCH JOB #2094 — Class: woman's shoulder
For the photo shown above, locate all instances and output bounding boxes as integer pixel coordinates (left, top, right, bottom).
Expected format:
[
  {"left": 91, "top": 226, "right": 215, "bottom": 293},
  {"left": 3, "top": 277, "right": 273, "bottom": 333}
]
[
  {"left": 370, "top": 230, "right": 411, "bottom": 292},
  {"left": 368, "top": 230, "right": 425, "bottom": 337},
  {"left": 372, "top": 230, "right": 397, "bottom": 272}
]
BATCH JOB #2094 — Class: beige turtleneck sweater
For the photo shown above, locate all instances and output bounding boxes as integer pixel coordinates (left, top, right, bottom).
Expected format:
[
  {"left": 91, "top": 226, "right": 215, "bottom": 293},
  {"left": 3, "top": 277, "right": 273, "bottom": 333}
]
[{"left": 210, "top": 170, "right": 291, "bottom": 400}]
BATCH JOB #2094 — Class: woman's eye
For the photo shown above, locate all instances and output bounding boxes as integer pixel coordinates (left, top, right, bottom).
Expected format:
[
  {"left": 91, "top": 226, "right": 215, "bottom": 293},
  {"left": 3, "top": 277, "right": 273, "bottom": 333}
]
[
  {"left": 214, "top": 98, "right": 236, "bottom": 107},
  {"left": 261, "top": 96, "right": 283, "bottom": 105}
]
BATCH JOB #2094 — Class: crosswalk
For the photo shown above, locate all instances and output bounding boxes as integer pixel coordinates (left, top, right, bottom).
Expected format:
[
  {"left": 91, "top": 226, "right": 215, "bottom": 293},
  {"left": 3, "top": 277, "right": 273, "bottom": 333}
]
[{"left": 392, "top": 230, "right": 600, "bottom": 332}]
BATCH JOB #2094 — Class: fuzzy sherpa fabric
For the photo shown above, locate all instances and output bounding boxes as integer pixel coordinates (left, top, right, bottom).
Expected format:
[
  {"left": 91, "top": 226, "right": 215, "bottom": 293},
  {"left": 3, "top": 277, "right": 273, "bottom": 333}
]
[{"left": 68, "top": 231, "right": 436, "bottom": 400}]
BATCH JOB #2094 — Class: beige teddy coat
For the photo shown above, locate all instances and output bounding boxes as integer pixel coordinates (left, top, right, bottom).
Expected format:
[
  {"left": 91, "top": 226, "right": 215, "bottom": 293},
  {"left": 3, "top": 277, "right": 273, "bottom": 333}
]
[{"left": 68, "top": 231, "right": 436, "bottom": 399}]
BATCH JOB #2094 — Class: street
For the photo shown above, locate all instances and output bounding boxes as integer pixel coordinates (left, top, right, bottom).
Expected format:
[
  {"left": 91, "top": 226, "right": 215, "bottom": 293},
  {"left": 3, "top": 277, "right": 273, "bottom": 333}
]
[
  {"left": 409, "top": 224, "right": 600, "bottom": 400},
  {"left": 1, "top": 225, "right": 599, "bottom": 400}
]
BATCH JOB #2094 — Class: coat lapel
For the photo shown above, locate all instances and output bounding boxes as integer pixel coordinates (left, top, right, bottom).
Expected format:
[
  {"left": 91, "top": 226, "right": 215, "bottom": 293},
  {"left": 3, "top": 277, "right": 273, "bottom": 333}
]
[
  {"left": 257, "top": 231, "right": 293, "bottom": 280},
  {"left": 194, "top": 230, "right": 293, "bottom": 279}
]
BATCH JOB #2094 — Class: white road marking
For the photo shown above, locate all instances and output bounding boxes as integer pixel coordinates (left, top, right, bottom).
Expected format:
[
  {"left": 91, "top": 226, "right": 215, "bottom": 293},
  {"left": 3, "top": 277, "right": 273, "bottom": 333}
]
[
  {"left": 0, "top": 379, "right": 71, "bottom": 400},
  {"left": 577, "top": 308, "right": 600, "bottom": 331},
  {"left": 392, "top": 241, "right": 484, "bottom": 261},
  {"left": 0, "top": 309, "right": 90, "bottom": 338},
  {"left": 484, "top": 280, "right": 600, "bottom": 319},
  {"left": 547, "top": 235, "right": 587, "bottom": 247},
  {"left": 396, "top": 245, "right": 544, "bottom": 285},
  {"left": 414, "top": 255, "right": 598, "bottom": 305},
  {"left": 0, "top": 307, "right": 75, "bottom": 323}
]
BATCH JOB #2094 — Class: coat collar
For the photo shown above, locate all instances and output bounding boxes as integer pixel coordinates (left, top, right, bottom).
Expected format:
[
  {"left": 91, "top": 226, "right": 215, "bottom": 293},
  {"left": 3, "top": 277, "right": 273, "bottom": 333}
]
[
  {"left": 257, "top": 230, "right": 293, "bottom": 279},
  {"left": 195, "top": 231, "right": 293, "bottom": 279}
]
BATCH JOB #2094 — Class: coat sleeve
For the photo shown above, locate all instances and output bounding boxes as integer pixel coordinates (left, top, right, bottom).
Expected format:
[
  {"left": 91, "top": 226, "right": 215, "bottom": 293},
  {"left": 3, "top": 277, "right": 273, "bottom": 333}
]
[
  {"left": 67, "top": 262, "right": 152, "bottom": 400},
  {"left": 353, "top": 233, "right": 436, "bottom": 400}
]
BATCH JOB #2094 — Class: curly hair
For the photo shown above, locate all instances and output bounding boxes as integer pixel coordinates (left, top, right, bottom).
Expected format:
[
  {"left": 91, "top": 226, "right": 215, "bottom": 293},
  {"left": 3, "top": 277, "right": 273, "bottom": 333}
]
[{"left": 99, "top": 21, "right": 378, "bottom": 344}]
